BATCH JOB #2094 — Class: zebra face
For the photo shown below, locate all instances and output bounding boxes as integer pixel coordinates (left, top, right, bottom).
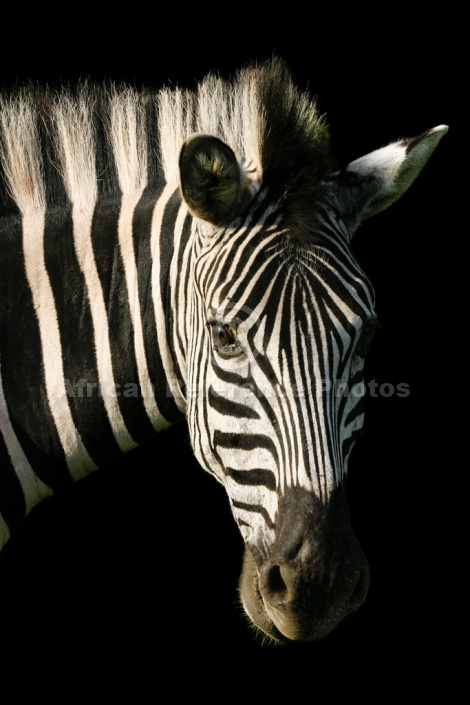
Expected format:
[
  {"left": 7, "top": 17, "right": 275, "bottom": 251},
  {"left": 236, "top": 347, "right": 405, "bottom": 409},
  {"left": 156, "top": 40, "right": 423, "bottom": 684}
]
[{"left": 184, "top": 206, "right": 376, "bottom": 642}]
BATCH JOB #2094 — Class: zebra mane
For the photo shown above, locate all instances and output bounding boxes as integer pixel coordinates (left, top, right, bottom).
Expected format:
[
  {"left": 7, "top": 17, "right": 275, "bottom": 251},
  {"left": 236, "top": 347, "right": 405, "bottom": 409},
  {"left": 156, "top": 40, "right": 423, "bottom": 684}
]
[{"left": 0, "top": 57, "right": 334, "bottom": 220}]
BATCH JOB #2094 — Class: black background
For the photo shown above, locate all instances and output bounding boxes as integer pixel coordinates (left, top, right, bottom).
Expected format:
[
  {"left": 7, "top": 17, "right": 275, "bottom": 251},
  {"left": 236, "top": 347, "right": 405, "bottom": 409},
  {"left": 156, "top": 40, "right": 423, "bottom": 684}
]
[{"left": 0, "top": 12, "right": 458, "bottom": 697}]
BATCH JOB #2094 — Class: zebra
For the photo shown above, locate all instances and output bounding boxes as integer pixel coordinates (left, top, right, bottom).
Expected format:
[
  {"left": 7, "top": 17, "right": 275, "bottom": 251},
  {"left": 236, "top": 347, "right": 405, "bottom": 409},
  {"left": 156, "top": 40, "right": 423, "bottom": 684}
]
[{"left": 0, "top": 57, "right": 447, "bottom": 643}]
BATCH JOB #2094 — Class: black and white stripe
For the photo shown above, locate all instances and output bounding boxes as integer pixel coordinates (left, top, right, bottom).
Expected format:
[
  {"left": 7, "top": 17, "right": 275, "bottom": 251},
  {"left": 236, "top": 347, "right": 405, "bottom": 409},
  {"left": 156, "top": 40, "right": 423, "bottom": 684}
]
[{"left": 0, "top": 84, "right": 185, "bottom": 545}]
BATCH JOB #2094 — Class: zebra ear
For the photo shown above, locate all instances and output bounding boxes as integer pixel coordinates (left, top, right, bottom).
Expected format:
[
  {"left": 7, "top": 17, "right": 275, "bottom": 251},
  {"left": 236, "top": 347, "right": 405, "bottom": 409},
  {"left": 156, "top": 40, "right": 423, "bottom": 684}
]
[
  {"left": 329, "top": 124, "right": 448, "bottom": 235},
  {"left": 179, "top": 134, "right": 260, "bottom": 228}
]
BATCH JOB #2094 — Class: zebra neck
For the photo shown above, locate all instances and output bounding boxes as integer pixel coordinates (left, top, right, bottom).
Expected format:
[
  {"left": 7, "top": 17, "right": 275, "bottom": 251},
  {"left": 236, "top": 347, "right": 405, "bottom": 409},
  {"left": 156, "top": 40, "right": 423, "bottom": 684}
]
[{"left": 0, "top": 183, "right": 193, "bottom": 547}]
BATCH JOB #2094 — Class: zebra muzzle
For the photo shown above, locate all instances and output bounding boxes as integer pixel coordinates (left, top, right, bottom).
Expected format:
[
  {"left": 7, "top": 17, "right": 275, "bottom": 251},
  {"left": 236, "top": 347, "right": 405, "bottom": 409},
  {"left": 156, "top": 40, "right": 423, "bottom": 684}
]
[{"left": 239, "top": 486, "right": 370, "bottom": 642}]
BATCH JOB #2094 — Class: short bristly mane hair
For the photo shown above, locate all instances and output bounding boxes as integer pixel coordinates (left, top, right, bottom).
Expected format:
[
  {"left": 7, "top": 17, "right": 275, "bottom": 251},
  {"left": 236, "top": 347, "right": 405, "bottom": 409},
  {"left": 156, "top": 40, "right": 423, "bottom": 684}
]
[{"left": 0, "top": 57, "right": 335, "bottom": 232}]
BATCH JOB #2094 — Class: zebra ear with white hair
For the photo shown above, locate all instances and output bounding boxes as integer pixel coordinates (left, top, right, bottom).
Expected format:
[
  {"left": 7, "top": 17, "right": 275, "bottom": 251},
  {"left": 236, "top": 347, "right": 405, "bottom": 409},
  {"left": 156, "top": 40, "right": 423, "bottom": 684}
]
[
  {"left": 179, "top": 134, "right": 260, "bottom": 228},
  {"left": 327, "top": 124, "right": 448, "bottom": 237}
]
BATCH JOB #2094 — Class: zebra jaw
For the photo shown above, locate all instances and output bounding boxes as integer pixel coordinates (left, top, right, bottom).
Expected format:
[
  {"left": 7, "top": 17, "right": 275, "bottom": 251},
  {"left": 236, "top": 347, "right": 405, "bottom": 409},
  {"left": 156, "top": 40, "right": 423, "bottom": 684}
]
[{"left": 238, "top": 487, "right": 369, "bottom": 643}]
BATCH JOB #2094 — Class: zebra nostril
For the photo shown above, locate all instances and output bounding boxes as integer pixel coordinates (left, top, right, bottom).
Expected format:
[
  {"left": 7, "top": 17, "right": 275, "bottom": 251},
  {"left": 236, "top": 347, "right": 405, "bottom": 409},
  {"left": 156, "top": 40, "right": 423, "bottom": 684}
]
[
  {"left": 261, "top": 563, "right": 291, "bottom": 606},
  {"left": 266, "top": 564, "right": 286, "bottom": 593}
]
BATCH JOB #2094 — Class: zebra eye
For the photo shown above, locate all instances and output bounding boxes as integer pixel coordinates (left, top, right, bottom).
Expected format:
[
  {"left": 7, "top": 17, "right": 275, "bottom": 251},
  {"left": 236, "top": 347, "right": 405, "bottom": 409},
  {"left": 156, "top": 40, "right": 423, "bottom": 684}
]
[
  {"left": 356, "top": 317, "right": 382, "bottom": 357},
  {"left": 210, "top": 322, "right": 240, "bottom": 355}
]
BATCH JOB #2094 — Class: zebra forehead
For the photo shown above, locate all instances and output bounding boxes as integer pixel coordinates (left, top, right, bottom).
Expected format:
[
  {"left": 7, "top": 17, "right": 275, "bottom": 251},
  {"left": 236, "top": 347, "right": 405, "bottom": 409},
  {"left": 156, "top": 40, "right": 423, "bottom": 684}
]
[
  {"left": 199, "top": 232, "right": 373, "bottom": 321},
  {"left": 0, "top": 58, "right": 334, "bottom": 217}
]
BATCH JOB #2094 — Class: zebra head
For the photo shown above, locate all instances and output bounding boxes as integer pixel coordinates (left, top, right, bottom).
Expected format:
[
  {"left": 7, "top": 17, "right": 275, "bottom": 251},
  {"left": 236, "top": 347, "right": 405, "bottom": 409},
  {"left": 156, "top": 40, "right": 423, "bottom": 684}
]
[{"left": 177, "top": 120, "right": 447, "bottom": 642}]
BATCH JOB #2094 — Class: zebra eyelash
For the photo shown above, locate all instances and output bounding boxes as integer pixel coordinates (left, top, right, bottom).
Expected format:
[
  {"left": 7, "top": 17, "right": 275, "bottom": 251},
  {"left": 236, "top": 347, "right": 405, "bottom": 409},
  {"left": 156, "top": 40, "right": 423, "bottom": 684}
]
[{"left": 355, "top": 316, "right": 383, "bottom": 357}]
